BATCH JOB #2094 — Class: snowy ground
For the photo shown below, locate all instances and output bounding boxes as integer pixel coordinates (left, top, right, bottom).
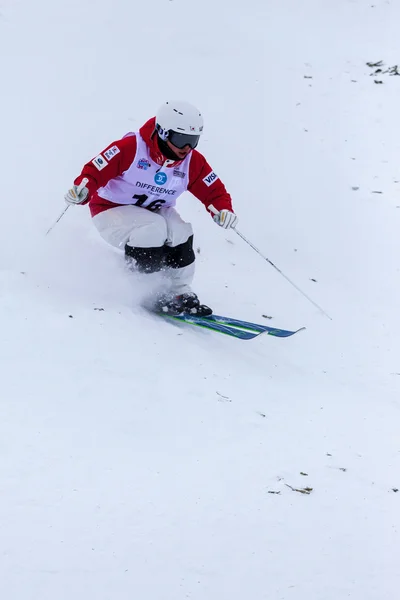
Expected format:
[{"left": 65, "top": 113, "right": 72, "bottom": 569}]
[{"left": 1, "top": 1, "right": 400, "bottom": 598}]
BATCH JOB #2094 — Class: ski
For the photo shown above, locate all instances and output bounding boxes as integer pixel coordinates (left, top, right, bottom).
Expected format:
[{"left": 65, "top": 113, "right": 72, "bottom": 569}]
[
  {"left": 162, "top": 313, "right": 257, "bottom": 339},
  {"left": 161, "top": 313, "right": 305, "bottom": 340},
  {"left": 204, "top": 314, "right": 305, "bottom": 337}
]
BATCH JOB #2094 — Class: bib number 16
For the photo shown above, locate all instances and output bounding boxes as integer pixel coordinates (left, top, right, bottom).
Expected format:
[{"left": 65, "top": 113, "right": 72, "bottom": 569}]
[{"left": 132, "top": 194, "right": 166, "bottom": 212}]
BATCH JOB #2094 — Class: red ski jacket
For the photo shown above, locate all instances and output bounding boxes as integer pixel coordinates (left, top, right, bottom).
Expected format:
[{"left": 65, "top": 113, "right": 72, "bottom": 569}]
[{"left": 73, "top": 117, "right": 234, "bottom": 218}]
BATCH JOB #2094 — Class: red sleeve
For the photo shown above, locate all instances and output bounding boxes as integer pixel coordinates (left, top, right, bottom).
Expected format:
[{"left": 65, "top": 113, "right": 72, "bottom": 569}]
[
  {"left": 73, "top": 135, "right": 137, "bottom": 202},
  {"left": 188, "top": 151, "right": 233, "bottom": 216}
]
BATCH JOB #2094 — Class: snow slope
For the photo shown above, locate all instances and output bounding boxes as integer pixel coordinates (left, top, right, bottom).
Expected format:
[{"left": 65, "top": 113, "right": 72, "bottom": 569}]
[{"left": 1, "top": 0, "right": 400, "bottom": 598}]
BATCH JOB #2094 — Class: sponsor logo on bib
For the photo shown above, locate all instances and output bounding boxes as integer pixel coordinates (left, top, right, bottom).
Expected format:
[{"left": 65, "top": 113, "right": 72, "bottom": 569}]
[
  {"left": 137, "top": 158, "right": 151, "bottom": 170},
  {"left": 154, "top": 172, "right": 168, "bottom": 185},
  {"left": 136, "top": 181, "right": 176, "bottom": 196}
]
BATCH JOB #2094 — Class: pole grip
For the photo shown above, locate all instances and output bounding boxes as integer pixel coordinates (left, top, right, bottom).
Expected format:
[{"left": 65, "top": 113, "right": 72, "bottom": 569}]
[
  {"left": 76, "top": 177, "right": 89, "bottom": 195},
  {"left": 208, "top": 204, "right": 219, "bottom": 216}
]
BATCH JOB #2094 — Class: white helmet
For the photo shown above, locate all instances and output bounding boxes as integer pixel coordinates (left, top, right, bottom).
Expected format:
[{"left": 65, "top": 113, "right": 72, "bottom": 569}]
[{"left": 155, "top": 100, "right": 204, "bottom": 149}]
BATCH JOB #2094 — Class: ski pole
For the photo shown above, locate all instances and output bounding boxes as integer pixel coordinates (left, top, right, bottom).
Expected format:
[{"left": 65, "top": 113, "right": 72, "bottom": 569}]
[
  {"left": 46, "top": 178, "right": 89, "bottom": 236},
  {"left": 208, "top": 204, "right": 332, "bottom": 320}
]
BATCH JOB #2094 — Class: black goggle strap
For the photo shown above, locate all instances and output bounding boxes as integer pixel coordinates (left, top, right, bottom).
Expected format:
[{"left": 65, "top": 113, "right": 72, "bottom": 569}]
[{"left": 155, "top": 123, "right": 169, "bottom": 141}]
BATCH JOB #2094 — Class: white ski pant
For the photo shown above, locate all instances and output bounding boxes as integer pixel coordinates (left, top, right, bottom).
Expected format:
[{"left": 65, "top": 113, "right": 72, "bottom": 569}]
[{"left": 92, "top": 205, "right": 195, "bottom": 293}]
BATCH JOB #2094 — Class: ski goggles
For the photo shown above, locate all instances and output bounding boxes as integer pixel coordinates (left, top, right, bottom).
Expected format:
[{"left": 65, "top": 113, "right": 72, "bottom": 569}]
[{"left": 167, "top": 130, "right": 200, "bottom": 149}]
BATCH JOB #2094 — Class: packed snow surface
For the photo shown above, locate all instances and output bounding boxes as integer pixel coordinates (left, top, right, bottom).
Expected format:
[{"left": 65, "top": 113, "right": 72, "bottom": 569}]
[{"left": 1, "top": 1, "right": 399, "bottom": 598}]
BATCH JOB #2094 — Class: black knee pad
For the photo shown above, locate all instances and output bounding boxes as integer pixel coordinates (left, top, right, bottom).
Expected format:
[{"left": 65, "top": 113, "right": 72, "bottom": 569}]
[
  {"left": 125, "top": 244, "right": 165, "bottom": 273},
  {"left": 165, "top": 235, "right": 195, "bottom": 269}
]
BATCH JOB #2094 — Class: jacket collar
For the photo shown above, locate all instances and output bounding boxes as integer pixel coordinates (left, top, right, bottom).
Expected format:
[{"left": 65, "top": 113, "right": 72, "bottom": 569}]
[{"left": 139, "top": 117, "right": 185, "bottom": 168}]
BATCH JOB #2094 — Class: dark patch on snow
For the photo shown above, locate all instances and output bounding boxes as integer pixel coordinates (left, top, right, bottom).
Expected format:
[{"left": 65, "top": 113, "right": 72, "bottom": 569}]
[
  {"left": 216, "top": 391, "right": 231, "bottom": 402},
  {"left": 285, "top": 484, "right": 313, "bottom": 495}
]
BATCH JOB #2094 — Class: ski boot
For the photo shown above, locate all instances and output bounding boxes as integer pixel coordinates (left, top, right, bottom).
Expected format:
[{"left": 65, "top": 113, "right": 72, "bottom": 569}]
[{"left": 155, "top": 292, "right": 212, "bottom": 316}]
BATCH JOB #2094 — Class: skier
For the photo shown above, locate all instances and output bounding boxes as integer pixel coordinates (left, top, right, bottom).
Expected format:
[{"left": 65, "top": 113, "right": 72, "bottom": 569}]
[{"left": 64, "top": 100, "right": 238, "bottom": 315}]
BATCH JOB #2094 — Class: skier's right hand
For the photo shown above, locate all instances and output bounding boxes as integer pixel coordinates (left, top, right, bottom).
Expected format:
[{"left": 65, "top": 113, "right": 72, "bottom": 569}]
[{"left": 64, "top": 178, "right": 89, "bottom": 205}]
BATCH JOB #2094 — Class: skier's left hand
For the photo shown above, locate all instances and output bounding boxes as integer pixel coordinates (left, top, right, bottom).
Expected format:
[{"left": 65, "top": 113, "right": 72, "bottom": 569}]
[{"left": 213, "top": 209, "right": 238, "bottom": 229}]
